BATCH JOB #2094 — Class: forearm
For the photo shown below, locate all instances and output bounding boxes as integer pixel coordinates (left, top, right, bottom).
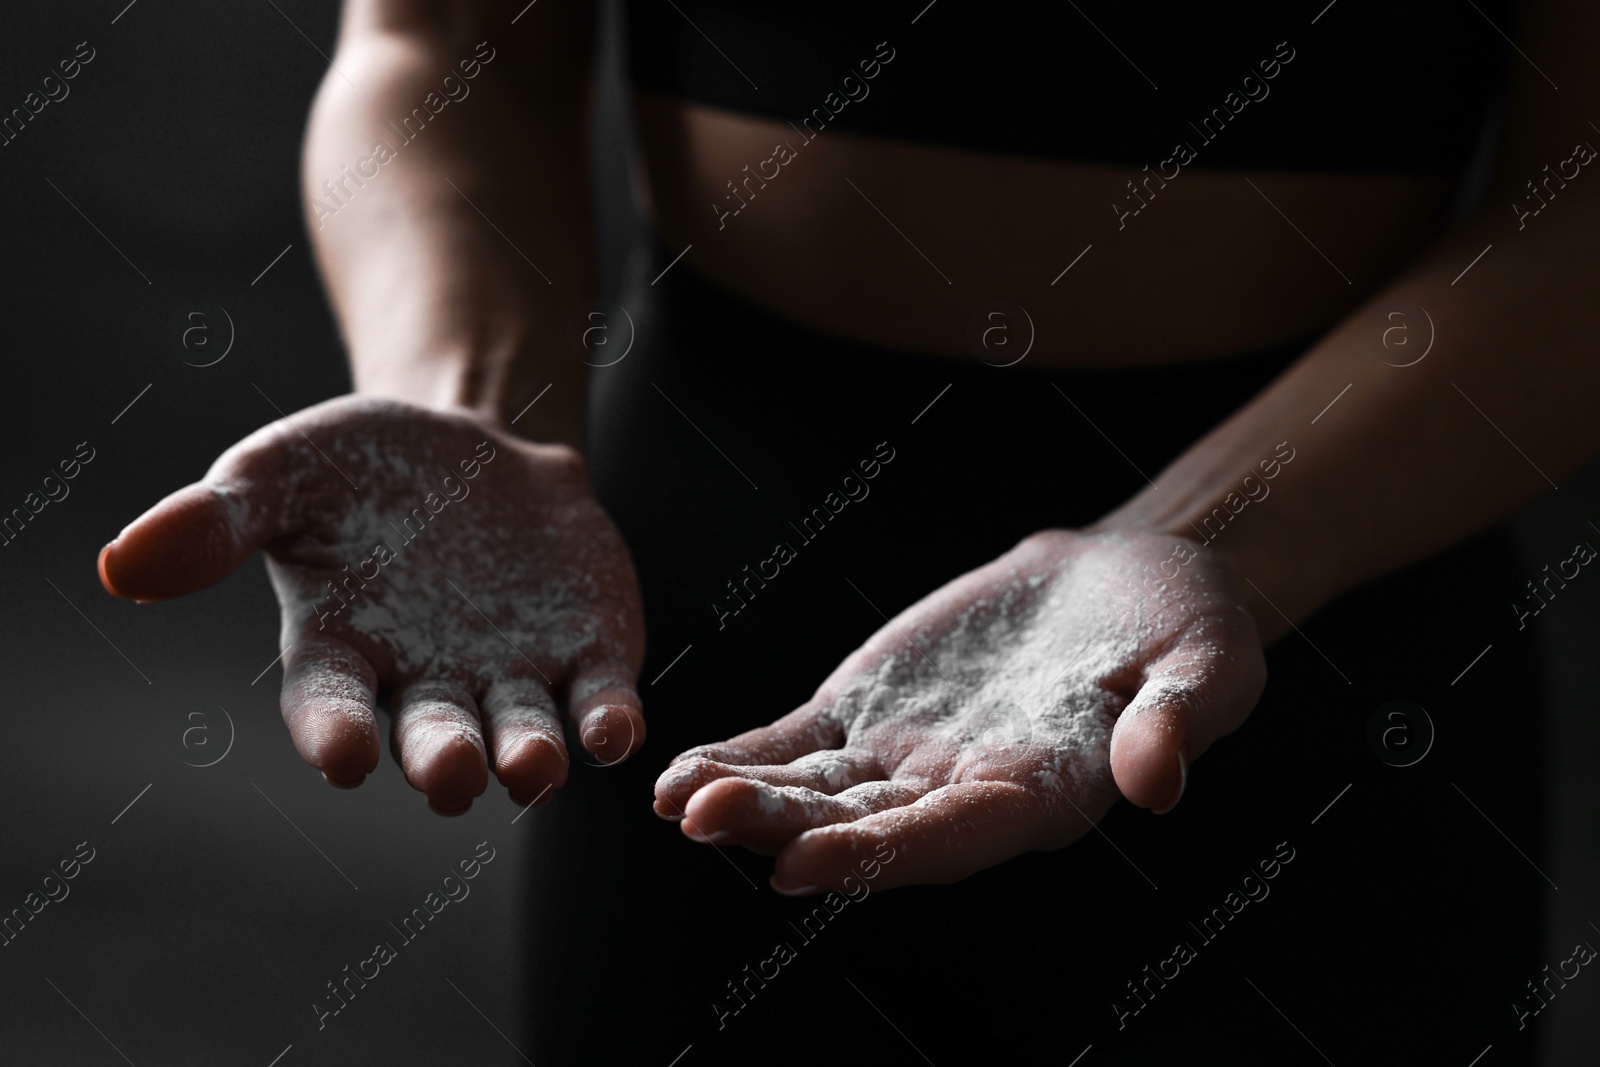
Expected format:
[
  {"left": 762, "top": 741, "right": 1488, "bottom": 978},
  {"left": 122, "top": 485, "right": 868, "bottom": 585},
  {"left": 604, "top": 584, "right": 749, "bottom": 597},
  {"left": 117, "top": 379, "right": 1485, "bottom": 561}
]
[
  {"left": 1094, "top": 196, "right": 1600, "bottom": 642},
  {"left": 303, "top": 2, "right": 594, "bottom": 447}
]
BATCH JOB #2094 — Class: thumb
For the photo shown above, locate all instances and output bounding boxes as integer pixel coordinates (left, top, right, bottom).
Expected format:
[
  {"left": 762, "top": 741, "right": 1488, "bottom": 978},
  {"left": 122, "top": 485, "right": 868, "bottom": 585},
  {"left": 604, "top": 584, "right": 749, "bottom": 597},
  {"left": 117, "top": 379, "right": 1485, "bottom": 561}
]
[
  {"left": 1108, "top": 618, "right": 1266, "bottom": 814},
  {"left": 98, "top": 428, "right": 308, "bottom": 602}
]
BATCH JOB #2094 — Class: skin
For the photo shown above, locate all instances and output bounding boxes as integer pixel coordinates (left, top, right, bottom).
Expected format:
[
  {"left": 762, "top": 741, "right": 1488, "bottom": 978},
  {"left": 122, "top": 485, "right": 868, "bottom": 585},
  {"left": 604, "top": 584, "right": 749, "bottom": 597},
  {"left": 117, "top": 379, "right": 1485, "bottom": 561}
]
[
  {"left": 634, "top": 95, "right": 1453, "bottom": 365},
  {"left": 99, "top": 397, "right": 644, "bottom": 814},
  {"left": 99, "top": 0, "right": 1600, "bottom": 887},
  {"left": 653, "top": 531, "right": 1264, "bottom": 893},
  {"left": 646, "top": 0, "right": 1600, "bottom": 891}
]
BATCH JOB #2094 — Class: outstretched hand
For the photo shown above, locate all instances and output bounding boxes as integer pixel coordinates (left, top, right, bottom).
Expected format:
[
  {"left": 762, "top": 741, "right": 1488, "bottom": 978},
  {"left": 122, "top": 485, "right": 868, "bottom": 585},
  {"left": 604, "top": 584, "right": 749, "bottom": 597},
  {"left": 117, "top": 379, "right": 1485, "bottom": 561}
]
[
  {"left": 654, "top": 530, "right": 1265, "bottom": 892},
  {"left": 99, "top": 395, "right": 645, "bottom": 814}
]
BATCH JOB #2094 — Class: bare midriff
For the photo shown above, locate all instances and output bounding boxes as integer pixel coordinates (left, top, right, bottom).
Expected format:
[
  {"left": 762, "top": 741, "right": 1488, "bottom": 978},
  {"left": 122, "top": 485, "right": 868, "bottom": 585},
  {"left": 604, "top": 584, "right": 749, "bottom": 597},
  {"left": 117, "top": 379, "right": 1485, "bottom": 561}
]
[{"left": 634, "top": 92, "right": 1454, "bottom": 367}]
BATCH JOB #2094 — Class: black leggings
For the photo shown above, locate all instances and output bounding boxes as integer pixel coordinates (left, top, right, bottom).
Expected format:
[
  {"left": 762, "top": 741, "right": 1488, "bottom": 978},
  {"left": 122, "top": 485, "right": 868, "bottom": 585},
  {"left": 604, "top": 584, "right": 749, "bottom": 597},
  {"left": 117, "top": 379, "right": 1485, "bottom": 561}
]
[{"left": 518, "top": 237, "right": 1545, "bottom": 1065}]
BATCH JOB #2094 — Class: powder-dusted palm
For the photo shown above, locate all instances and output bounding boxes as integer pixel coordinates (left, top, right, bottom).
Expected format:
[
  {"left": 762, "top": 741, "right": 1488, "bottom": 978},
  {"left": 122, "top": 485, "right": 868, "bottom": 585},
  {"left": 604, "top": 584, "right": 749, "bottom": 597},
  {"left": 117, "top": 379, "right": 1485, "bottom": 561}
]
[
  {"left": 99, "top": 396, "right": 645, "bottom": 814},
  {"left": 654, "top": 530, "right": 1265, "bottom": 891}
]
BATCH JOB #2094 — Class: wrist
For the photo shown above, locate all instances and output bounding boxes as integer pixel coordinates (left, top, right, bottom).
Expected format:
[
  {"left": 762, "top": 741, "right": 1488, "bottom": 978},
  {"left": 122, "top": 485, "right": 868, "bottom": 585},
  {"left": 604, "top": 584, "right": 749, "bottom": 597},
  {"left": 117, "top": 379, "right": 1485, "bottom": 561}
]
[
  {"left": 1087, "top": 497, "right": 1337, "bottom": 648},
  {"left": 350, "top": 336, "right": 587, "bottom": 450}
]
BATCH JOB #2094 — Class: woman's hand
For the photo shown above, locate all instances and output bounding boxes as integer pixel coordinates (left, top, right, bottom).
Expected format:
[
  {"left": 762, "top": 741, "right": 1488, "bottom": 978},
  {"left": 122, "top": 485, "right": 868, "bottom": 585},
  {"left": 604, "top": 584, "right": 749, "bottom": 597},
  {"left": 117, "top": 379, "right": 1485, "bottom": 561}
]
[
  {"left": 98, "top": 396, "right": 645, "bottom": 814},
  {"left": 654, "top": 530, "right": 1265, "bottom": 892}
]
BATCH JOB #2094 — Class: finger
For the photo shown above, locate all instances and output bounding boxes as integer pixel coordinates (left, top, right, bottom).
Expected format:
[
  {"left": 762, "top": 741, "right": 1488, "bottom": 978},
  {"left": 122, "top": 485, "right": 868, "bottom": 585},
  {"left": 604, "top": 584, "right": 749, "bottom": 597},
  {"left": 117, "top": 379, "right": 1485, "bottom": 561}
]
[
  {"left": 654, "top": 749, "right": 881, "bottom": 819},
  {"left": 279, "top": 636, "right": 382, "bottom": 788},
  {"left": 482, "top": 677, "right": 568, "bottom": 807},
  {"left": 564, "top": 658, "right": 644, "bottom": 767},
  {"left": 680, "top": 777, "right": 925, "bottom": 854},
  {"left": 98, "top": 484, "right": 266, "bottom": 601},
  {"left": 668, "top": 700, "right": 843, "bottom": 770},
  {"left": 770, "top": 781, "right": 1073, "bottom": 894},
  {"left": 98, "top": 423, "right": 311, "bottom": 601},
  {"left": 392, "top": 679, "right": 490, "bottom": 816},
  {"left": 1109, "top": 615, "right": 1266, "bottom": 814}
]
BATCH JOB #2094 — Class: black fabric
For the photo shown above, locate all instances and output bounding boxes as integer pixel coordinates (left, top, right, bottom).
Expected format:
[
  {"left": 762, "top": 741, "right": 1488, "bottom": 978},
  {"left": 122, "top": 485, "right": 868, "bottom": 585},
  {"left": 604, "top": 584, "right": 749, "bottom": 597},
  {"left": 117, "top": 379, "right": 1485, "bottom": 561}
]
[
  {"left": 515, "top": 240, "right": 1545, "bottom": 1064},
  {"left": 625, "top": 0, "right": 1516, "bottom": 173}
]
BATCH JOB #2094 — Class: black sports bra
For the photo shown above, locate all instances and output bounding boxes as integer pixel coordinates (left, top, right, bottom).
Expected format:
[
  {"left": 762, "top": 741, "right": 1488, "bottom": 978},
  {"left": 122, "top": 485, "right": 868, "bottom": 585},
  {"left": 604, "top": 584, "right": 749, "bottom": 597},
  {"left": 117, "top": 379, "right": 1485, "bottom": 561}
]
[{"left": 626, "top": 1, "right": 1516, "bottom": 173}]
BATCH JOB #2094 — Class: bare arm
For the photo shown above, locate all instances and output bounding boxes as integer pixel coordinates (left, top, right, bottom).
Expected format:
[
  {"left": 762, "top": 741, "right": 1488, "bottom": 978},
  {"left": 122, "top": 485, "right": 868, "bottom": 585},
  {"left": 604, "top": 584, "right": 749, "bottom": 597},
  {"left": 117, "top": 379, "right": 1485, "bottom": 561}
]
[
  {"left": 1095, "top": 0, "right": 1600, "bottom": 640},
  {"left": 648, "top": 0, "right": 1600, "bottom": 888},
  {"left": 303, "top": 0, "right": 595, "bottom": 447},
  {"left": 97, "top": 3, "right": 645, "bottom": 810}
]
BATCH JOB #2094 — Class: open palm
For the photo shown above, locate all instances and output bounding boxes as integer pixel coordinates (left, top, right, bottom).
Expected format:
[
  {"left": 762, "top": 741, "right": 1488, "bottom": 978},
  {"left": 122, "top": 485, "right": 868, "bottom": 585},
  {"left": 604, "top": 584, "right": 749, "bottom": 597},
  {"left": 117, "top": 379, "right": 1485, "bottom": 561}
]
[
  {"left": 654, "top": 530, "right": 1265, "bottom": 892},
  {"left": 99, "top": 396, "right": 644, "bottom": 814}
]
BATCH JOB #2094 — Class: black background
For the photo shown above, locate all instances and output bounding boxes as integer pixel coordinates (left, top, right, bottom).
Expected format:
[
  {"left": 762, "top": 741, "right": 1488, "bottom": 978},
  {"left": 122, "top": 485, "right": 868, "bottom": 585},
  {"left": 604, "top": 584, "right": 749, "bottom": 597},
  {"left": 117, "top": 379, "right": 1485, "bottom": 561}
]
[{"left": 1, "top": 2, "right": 1598, "bottom": 1064}]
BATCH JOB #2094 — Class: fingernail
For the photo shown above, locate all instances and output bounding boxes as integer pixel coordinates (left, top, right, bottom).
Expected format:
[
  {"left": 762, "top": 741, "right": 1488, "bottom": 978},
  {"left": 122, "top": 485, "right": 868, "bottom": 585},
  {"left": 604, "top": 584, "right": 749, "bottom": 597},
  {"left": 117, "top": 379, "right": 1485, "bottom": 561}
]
[
  {"left": 429, "top": 797, "right": 472, "bottom": 817},
  {"left": 1154, "top": 750, "right": 1187, "bottom": 815},
  {"left": 685, "top": 827, "right": 729, "bottom": 843},
  {"left": 770, "top": 876, "right": 819, "bottom": 897},
  {"left": 97, "top": 542, "right": 119, "bottom": 596},
  {"left": 322, "top": 771, "right": 364, "bottom": 789}
]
